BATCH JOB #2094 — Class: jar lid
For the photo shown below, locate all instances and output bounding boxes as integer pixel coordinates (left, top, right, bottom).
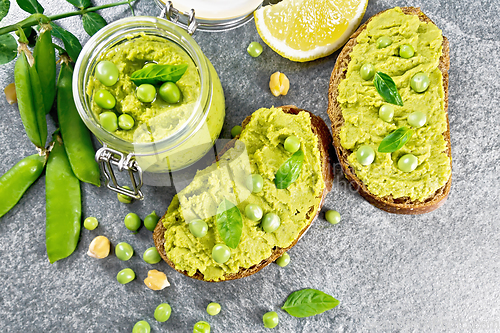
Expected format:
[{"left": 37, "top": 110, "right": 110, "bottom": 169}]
[{"left": 154, "top": 0, "right": 262, "bottom": 32}]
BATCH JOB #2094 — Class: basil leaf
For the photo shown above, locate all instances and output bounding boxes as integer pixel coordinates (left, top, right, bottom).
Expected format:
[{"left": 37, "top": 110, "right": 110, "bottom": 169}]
[
  {"left": 65, "top": 0, "right": 90, "bottom": 9},
  {"left": 0, "top": 0, "right": 10, "bottom": 22},
  {"left": 282, "top": 289, "right": 340, "bottom": 318},
  {"left": 378, "top": 126, "right": 413, "bottom": 153},
  {"left": 275, "top": 150, "right": 304, "bottom": 189},
  {"left": 130, "top": 64, "right": 188, "bottom": 86},
  {"left": 82, "top": 12, "right": 107, "bottom": 36},
  {"left": 374, "top": 71, "right": 403, "bottom": 106},
  {"left": 50, "top": 23, "right": 82, "bottom": 62},
  {"left": 0, "top": 33, "right": 17, "bottom": 65},
  {"left": 216, "top": 199, "right": 242, "bottom": 249},
  {"left": 16, "top": 0, "right": 43, "bottom": 14}
]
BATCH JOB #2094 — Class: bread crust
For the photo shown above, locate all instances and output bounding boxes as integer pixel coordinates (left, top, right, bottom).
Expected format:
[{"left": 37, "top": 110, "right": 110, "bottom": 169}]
[
  {"left": 153, "top": 105, "right": 334, "bottom": 281},
  {"left": 327, "top": 7, "right": 452, "bottom": 214}
]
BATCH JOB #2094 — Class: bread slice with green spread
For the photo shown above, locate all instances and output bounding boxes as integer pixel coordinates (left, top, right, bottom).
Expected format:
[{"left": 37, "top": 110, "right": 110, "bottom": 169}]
[
  {"left": 153, "top": 106, "right": 333, "bottom": 282},
  {"left": 328, "top": 7, "right": 452, "bottom": 214}
]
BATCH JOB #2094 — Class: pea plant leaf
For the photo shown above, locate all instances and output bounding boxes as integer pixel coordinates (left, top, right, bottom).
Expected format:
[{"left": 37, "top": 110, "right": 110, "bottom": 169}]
[
  {"left": 216, "top": 199, "right": 243, "bottom": 249},
  {"left": 373, "top": 71, "right": 403, "bottom": 106},
  {"left": 81, "top": 12, "right": 107, "bottom": 36},
  {"left": 275, "top": 150, "right": 304, "bottom": 189},
  {"left": 378, "top": 126, "right": 414, "bottom": 153},
  {"left": 131, "top": 64, "right": 188, "bottom": 86},
  {"left": 65, "top": 0, "right": 90, "bottom": 9},
  {"left": 16, "top": 0, "right": 43, "bottom": 14},
  {"left": 282, "top": 289, "right": 340, "bottom": 318},
  {"left": 0, "top": 33, "right": 18, "bottom": 65},
  {"left": 0, "top": 0, "right": 10, "bottom": 22},
  {"left": 50, "top": 23, "right": 82, "bottom": 62}
]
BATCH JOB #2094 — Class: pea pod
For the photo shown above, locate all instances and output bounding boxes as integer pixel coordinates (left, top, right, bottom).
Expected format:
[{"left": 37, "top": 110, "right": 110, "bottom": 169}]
[
  {"left": 57, "top": 60, "right": 101, "bottom": 186},
  {"left": 46, "top": 136, "right": 81, "bottom": 263},
  {"left": 28, "top": 58, "right": 48, "bottom": 148},
  {"left": 0, "top": 154, "right": 46, "bottom": 218},
  {"left": 33, "top": 26, "right": 56, "bottom": 114}
]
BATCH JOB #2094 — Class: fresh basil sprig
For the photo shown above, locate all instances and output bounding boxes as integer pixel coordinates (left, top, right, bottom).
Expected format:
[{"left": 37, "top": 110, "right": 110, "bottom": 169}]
[
  {"left": 378, "top": 126, "right": 413, "bottom": 153},
  {"left": 216, "top": 199, "right": 243, "bottom": 249},
  {"left": 374, "top": 71, "right": 403, "bottom": 106},
  {"left": 282, "top": 289, "right": 340, "bottom": 318},
  {"left": 275, "top": 150, "right": 304, "bottom": 189},
  {"left": 131, "top": 64, "right": 188, "bottom": 86}
]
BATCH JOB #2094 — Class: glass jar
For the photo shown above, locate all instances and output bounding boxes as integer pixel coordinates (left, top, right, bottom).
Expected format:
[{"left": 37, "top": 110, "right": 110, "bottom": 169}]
[{"left": 73, "top": 16, "right": 225, "bottom": 198}]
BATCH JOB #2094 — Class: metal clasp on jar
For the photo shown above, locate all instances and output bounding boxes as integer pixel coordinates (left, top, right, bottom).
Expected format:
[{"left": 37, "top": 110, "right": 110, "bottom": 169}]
[
  {"left": 95, "top": 145, "right": 144, "bottom": 200},
  {"left": 159, "top": 1, "right": 198, "bottom": 35}
]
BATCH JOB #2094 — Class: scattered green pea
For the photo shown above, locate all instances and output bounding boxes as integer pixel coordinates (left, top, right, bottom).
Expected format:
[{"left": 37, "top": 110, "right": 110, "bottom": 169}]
[
  {"left": 115, "top": 242, "right": 134, "bottom": 261},
  {"left": 124, "top": 212, "right": 141, "bottom": 231},
  {"left": 189, "top": 219, "right": 208, "bottom": 238},
  {"left": 410, "top": 72, "right": 430, "bottom": 93},
  {"left": 284, "top": 136, "right": 300, "bottom": 153},
  {"left": 245, "top": 204, "right": 263, "bottom": 221},
  {"left": 99, "top": 111, "right": 118, "bottom": 132},
  {"left": 263, "top": 311, "right": 279, "bottom": 329},
  {"left": 360, "top": 63, "right": 375, "bottom": 80},
  {"left": 276, "top": 252, "right": 290, "bottom": 267},
  {"left": 159, "top": 81, "right": 181, "bottom": 104},
  {"left": 136, "top": 84, "right": 156, "bottom": 103},
  {"left": 376, "top": 36, "right": 392, "bottom": 48},
  {"left": 95, "top": 61, "right": 119, "bottom": 87},
  {"left": 247, "top": 41, "right": 263, "bottom": 57},
  {"left": 398, "top": 153, "right": 418, "bottom": 172},
  {"left": 132, "top": 320, "right": 150, "bottom": 333},
  {"left": 118, "top": 114, "right": 135, "bottom": 130},
  {"left": 143, "top": 211, "right": 159, "bottom": 231},
  {"left": 246, "top": 174, "right": 264, "bottom": 193},
  {"left": 356, "top": 145, "right": 375, "bottom": 166},
  {"left": 379, "top": 104, "right": 394, "bottom": 122},
  {"left": 83, "top": 217, "right": 98, "bottom": 230},
  {"left": 117, "top": 268, "right": 135, "bottom": 284},
  {"left": 193, "top": 321, "right": 210, "bottom": 333},
  {"left": 117, "top": 186, "right": 133, "bottom": 204},
  {"left": 143, "top": 247, "right": 161, "bottom": 264},
  {"left": 206, "top": 302, "right": 221, "bottom": 316},
  {"left": 94, "top": 89, "right": 116, "bottom": 109},
  {"left": 154, "top": 303, "right": 172, "bottom": 322},
  {"left": 212, "top": 244, "right": 231, "bottom": 264},
  {"left": 399, "top": 44, "right": 415, "bottom": 58},
  {"left": 325, "top": 210, "right": 341, "bottom": 224},
  {"left": 231, "top": 125, "right": 242, "bottom": 138},
  {"left": 408, "top": 111, "right": 427, "bottom": 128},
  {"left": 261, "top": 213, "right": 281, "bottom": 233}
]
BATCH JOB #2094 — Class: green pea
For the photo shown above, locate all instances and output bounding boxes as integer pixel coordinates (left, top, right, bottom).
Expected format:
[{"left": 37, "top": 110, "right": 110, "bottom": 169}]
[
  {"left": 117, "top": 114, "right": 135, "bottom": 131},
  {"left": 408, "top": 111, "right": 427, "bottom": 128},
  {"left": 246, "top": 174, "right": 264, "bottom": 193},
  {"left": 99, "top": 111, "right": 118, "bottom": 132},
  {"left": 206, "top": 302, "right": 221, "bottom": 316},
  {"left": 116, "top": 268, "right": 135, "bottom": 284},
  {"left": 399, "top": 44, "right": 415, "bottom": 58},
  {"left": 144, "top": 211, "right": 159, "bottom": 231},
  {"left": 360, "top": 63, "right": 375, "bottom": 80},
  {"left": 154, "top": 303, "right": 171, "bottom": 322},
  {"left": 143, "top": 62, "right": 156, "bottom": 69},
  {"left": 410, "top": 72, "right": 430, "bottom": 93},
  {"left": 261, "top": 213, "right": 281, "bottom": 233},
  {"left": 115, "top": 242, "right": 134, "bottom": 261},
  {"left": 231, "top": 125, "right": 242, "bottom": 138},
  {"left": 398, "top": 154, "right": 418, "bottom": 172},
  {"left": 247, "top": 41, "right": 263, "bottom": 58},
  {"left": 159, "top": 81, "right": 181, "bottom": 104},
  {"left": 356, "top": 145, "right": 375, "bottom": 166},
  {"left": 124, "top": 212, "right": 141, "bottom": 231},
  {"left": 245, "top": 204, "right": 263, "bottom": 221},
  {"left": 143, "top": 247, "right": 161, "bottom": 264},
  {"left": 132, "top": 320, "right": 150, "bottom": 333},
  {"left": 95, "top": 61, "right": 119, "bottom": 87},
  {"left": 379, "top": 104, "right": 394, "bottom": 122},
  {"left": 325, "top": 210, "right": 341, "bottom": 224},
  {"left": 275, "top": 252, "right": 290, "bottom": 267},
  {"left": 117, "top": 186, "right": 133, "bottom": 204},
  {"left": 189, "top": 219, "right": 208, "bottom": 238},
  {"left": 212, "top": 244, "right": 231, "bottom": 264},
  {"left": 376, "top": 36, "right": 392, "bottom": 48},
  {"left": 94, "top": 89, "right": 116, "bottom": 109},
  {"left": 263, "top": 311, "right": 279, "bottom": 329},
  {"left": 284, "top": 136, "right": 300, "bottom": 153},
  {"left": 83, "top": 217, "right": 98, "bottom": 230},
  {"left": 136, "top": 84, "right": 156, "bottom": 103},
  {"left": 193, "top": 321, "right": 210, "bottom": 333}
]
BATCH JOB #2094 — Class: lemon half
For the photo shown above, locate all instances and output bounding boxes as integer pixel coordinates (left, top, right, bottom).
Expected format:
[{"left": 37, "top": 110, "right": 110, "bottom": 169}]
[{"left": 254, "top": 0, "right": 368, "bottom": 62}]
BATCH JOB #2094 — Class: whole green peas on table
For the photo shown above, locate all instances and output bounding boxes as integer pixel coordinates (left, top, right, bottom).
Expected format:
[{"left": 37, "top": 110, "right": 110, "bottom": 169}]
[
  {"left": 206, "top": 302, "right": 221, "bottom": 316},
  {"left": 325, "top": 210, "right": 341, "bottom": 225},
  {"left": 263, "top": 311, "right": 279, "bottom": 329},
  {"left": 115, "top": 242, "right": 134, "bottom": 261},
  {"left": 132, "top": 320, "right": 150, "bottom": 333},
  {"left": 159, "top": 82, "right": 181, "bottom": 104},
  {"left": 118, "top": 186, "right": 134, "bottom": 204},
  {"left": 247, "top": 41, "right": 263, "bottom": 57},
  {"left": 33, "top": 25, "right": 56, "bottom": 115},
  {"left": 124, "top": 212, "right": 141, "bottom": 231},
  {"left": 143, "top": 247, "right": 161, "bottom": 264},
  {"left": 231, "top": 125, "right": 242, "bottom": 138},
  {"left": 143, "top": 211, "right": 159, "bottom": 231},
  {"left": 83, "top": 217, "right": 99, "bottom": 230},
  {"left": 154, "top": 303, "right": 172, "bottom": 322},
  {"left": 276, "top": 252, "right": 290, "bottom": 267},
  {"left": 193, "top": 321, "right": 210, "bottom": 333},
  {"left": 117, "top": 268, "right": 135, "bottom": 284}
]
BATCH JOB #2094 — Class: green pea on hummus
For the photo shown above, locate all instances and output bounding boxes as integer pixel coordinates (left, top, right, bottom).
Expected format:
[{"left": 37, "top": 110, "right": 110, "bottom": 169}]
[{"left": 337, "top": 7, "right": 451, "bottom": 201}]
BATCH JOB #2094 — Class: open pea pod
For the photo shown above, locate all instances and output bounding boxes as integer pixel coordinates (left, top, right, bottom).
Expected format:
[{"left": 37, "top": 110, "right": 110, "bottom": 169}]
[
  {"left": 33, "top": 26, "right": 56, "bottom": 114},
  {"left": 46, "top": 136, "right": 81, "bottom": 263},
  {"left": 0, "top": 154, "right": 47, "bottom": 218}
]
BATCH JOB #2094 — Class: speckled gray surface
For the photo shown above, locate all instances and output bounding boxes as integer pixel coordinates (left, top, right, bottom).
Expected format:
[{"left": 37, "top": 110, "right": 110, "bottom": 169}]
[{"left": 0, "top": 0, "right": 499, "bottom": 332}]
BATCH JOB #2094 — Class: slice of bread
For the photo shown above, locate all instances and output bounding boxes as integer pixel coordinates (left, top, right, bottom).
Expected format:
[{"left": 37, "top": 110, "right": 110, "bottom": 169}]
[
  {"left": 327, "top": 7, "right": 451, "bottom": 214},
  {"left": 153, "top": 105, "right": 334, "bottom": 281}
]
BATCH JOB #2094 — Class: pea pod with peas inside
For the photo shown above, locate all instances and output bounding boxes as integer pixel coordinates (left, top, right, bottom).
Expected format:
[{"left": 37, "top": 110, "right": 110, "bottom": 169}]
[
  {"left": 57, "top": 58, "right": 101, "bottom": 186},
  {"left": 33, "top": 25, "right": 56, "bottom": 115},
  {"left": 45, "top": 135, "right": 81, "bottom": 263}
]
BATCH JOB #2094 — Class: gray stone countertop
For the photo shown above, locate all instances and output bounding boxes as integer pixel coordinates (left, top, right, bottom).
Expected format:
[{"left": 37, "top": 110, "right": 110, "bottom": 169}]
[{"left": 0, "top": 0, "right": 499, "bottom": 332}]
